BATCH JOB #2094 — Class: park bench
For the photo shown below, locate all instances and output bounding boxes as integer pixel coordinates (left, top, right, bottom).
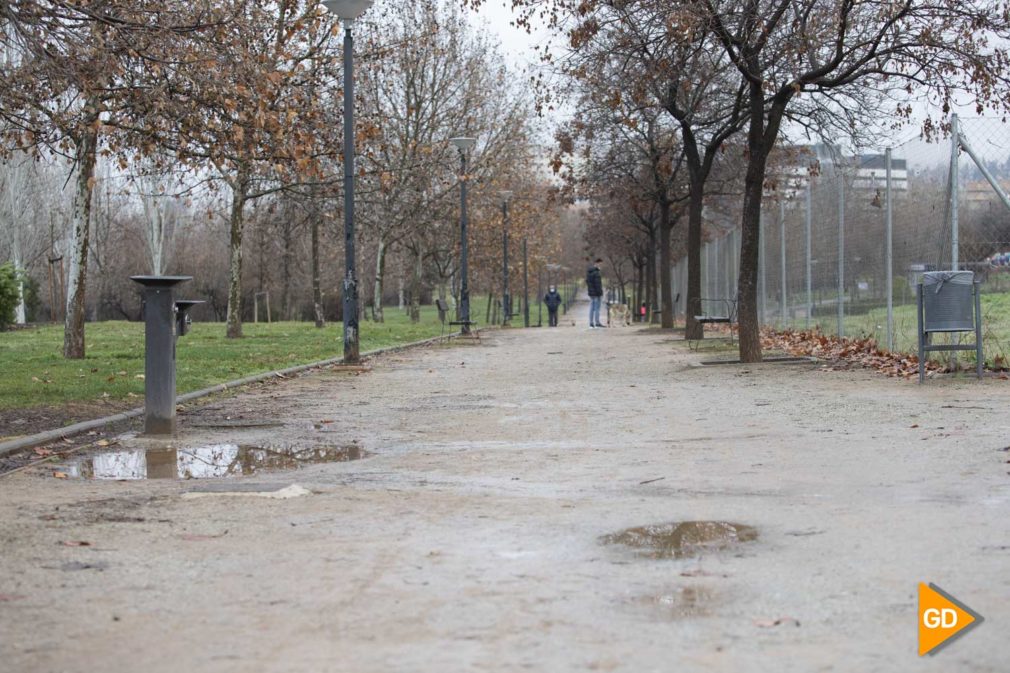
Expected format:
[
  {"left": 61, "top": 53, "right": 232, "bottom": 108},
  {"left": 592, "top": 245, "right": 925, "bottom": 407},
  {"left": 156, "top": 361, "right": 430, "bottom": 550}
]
[
  {"left": 436, "top": 298, "right": 480, "bottom": 343},
  {"left": 690, "top": 297, "right": 737, "bottom": 345}
]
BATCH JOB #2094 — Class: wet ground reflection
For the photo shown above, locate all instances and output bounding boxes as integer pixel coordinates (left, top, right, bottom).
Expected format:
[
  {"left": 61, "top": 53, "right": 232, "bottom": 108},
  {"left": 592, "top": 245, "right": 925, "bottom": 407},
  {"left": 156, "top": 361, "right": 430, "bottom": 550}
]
[{"left": 61, "top": 444, "right": 364, "bottom": 480}]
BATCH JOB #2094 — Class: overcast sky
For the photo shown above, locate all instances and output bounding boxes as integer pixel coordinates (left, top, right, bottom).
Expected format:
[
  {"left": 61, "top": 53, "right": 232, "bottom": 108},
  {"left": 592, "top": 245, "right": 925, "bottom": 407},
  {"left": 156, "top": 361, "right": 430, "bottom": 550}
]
[
  {"left": 462, "top": 2, "right": 1010, "bottom": 169},
  {"left": 468, "top": 1, "right": 553, "bottom": 70}
]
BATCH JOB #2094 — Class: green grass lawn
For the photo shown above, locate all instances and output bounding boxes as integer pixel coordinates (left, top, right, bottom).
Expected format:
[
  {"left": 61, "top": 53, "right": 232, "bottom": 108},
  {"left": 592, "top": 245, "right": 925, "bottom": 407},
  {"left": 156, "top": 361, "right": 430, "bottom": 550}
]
[
  {"left": 0, "top": 306, "right": 446, "bottom": 411},
  {"left": 773, "top": 290, "right": 1010, "bottom": 365}
]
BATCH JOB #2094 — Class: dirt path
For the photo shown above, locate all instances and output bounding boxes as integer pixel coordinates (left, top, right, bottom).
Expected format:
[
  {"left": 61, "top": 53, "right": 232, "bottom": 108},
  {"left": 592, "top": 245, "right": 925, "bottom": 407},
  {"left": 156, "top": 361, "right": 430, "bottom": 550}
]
[{"left": 2, "top": 302, "right": 1010, "bottom": 672}]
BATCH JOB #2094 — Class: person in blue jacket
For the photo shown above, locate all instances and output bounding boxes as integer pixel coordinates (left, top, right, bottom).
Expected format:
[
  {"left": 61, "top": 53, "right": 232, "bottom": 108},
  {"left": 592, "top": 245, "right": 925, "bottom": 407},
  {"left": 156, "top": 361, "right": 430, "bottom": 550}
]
[
  {"left": 544, "top": 285, "right": 562, "bottom": 326},
  {"left": 586, "top": 258, "right": 604, "bottom": 328}
]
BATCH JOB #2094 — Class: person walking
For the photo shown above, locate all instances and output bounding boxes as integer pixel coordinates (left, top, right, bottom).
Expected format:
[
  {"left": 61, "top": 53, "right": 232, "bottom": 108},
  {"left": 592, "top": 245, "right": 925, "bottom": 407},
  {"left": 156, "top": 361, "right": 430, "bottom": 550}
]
[
  {"left": 586, "top": 258, "right": 604, "bottom": 328},
  {"left": 544, "top": 285, "right": 562, "bottom": 327}
]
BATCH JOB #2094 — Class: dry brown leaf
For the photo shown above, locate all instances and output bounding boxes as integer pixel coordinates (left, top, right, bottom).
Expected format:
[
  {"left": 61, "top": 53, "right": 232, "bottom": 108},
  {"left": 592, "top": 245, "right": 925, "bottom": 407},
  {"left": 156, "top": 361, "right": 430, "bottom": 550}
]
[{"left": 754, "top": 616, "right": 801, "bottom": 628}]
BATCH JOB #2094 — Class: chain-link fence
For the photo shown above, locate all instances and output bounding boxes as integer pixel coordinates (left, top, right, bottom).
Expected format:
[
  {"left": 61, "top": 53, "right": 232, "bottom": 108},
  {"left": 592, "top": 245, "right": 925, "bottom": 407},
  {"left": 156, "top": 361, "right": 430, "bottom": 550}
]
[{"left": 671, "top": 116, "right": 1010, "bottom": 367}]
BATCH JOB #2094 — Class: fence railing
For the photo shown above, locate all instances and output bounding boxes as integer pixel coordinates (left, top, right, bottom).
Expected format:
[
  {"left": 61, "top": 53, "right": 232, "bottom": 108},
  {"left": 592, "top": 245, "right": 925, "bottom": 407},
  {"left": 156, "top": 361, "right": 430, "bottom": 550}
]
[{"left": 671, "top": 116, "right": 1010, "bottom": 367}]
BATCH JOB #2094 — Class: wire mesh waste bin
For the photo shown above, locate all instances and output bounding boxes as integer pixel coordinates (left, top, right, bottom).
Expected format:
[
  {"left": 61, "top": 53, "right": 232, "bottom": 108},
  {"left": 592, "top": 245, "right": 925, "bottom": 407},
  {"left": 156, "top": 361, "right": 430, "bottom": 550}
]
[{"left": 916, "top": 271, "right": 982, "bottom": 383}]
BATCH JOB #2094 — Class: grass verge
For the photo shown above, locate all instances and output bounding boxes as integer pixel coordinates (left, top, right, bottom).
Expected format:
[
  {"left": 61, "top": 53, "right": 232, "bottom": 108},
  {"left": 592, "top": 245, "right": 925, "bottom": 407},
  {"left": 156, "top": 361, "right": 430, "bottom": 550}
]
[{"left": 0, "top": 306, "right": 445, "bottom": 412}]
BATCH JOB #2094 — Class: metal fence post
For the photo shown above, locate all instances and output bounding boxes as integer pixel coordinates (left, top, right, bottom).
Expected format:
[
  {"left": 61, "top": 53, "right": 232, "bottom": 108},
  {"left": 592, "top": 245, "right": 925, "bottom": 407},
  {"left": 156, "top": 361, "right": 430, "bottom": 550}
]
[
  {"left": 805, "top": 182, "right": 812, "bottom": 331},
  {"left": 780, "top": 199, "right": 787, "bottom": 327},
  {"left": 951, "top": 113, "right": 960, "bottom": 271},
  {"left": 885, "top": 147, "right": 894, "bottom": 351},
  {"left": 837, "top": 175, "right": 845, "bottom": 337}
]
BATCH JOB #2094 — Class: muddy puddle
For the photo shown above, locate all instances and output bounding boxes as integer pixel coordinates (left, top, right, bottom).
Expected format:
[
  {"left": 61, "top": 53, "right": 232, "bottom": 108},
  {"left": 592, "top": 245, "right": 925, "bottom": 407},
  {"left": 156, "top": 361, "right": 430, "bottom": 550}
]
[
  {"left": 601, "top": 521, "right": 757, "bottom": 559},
  {"left": 56, "top": 444, "right": 364, "bottom": 480}
]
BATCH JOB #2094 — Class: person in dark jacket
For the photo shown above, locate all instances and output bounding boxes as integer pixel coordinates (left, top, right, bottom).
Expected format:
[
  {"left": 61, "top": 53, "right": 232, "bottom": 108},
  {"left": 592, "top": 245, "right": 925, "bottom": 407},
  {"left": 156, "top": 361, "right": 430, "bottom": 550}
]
[
  {"left": 586, "top": 258, "right": 604, "bottom": 328},
  {"left": 544, "top": 285, "right": 562, "bottom": 327}
]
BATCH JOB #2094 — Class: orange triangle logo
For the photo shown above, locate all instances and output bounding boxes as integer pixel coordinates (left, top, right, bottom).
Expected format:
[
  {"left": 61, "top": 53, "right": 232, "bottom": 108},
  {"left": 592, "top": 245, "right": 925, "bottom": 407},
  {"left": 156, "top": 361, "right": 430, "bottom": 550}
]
[{"left": 918, "top": 583, "right": 984, "bottom": 656}]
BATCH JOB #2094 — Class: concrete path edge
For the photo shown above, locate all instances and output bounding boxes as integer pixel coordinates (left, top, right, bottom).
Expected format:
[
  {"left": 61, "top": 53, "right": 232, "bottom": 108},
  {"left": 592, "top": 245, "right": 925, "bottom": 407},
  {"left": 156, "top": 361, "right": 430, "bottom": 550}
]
[{"left": 0, "top": 331, "right": 462, "bottom": 458}]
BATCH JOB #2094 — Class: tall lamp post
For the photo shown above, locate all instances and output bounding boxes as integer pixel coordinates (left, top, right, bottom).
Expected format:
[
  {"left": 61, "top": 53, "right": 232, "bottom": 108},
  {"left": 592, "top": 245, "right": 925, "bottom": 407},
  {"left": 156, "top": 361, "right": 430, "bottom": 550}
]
[
  {"left": 323, "top": 0, "right": 373, "bottom": 364},
  {"left": 500, "top": 191, "right": 513, "bottom": 326},
  {"left": 522, "top": 236, "right": 530, "bottom": 328},
  {"left": 450, "top": 136, "right": 476, "bottom": 333}
]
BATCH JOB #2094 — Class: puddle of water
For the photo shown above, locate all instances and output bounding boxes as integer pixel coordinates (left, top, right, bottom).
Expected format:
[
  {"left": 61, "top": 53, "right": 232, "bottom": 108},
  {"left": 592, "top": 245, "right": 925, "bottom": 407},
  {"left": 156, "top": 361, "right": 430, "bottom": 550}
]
[
  {"left": 58, "top": 444, "right": 364, "bottom": 480},
  {"left": 600, "top": 521, "right": 758, "bottom": 559},
  {"left": 630, "top": 586, "right": 716, "bottom": 620}
]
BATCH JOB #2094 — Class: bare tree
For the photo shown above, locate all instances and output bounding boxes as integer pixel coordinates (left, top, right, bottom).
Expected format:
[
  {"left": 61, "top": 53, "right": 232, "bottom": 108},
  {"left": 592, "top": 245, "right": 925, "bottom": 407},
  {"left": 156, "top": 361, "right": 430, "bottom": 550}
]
[
  {"left": 134, "top": 0, "right": 343, "bottom": 338},
  {"left": 0, "top": 1, "right": 223, "bottom": 355},
  {"left": 689, "top": 0, "right": 1010, "bottom": 361}
]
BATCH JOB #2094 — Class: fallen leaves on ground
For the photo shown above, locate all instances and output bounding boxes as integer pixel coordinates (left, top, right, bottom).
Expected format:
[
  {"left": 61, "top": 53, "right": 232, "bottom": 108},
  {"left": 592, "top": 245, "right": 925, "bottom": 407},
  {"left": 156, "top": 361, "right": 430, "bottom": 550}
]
[{"left": 761, "top": 328, "right": 943, "bottom": 379}]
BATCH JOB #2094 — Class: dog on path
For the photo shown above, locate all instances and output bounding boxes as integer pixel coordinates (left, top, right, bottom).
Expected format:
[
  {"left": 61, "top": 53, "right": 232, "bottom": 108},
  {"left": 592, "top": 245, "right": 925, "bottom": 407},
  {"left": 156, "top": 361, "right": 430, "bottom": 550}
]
[{"left": 607, "top": 302, "right": 632, "bottom": 327}]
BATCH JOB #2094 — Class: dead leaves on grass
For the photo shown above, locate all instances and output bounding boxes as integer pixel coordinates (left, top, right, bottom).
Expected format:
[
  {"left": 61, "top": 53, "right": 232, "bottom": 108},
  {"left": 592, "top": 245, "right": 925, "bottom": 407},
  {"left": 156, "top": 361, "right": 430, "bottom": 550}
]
[{"left": 762, "top": 329, "right": 941, "bottom": 379}]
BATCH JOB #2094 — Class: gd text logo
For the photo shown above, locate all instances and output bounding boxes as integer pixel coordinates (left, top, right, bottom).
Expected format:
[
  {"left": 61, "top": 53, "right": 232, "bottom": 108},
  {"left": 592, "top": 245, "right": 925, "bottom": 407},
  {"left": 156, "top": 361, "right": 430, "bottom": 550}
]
[{"left": 918, "top": 583, "right": 984, "bottom": 656}]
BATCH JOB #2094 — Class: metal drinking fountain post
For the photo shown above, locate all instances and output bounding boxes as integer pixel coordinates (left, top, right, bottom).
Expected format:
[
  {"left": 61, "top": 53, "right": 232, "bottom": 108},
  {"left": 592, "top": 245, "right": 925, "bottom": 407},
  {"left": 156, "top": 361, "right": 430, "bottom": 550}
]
[{"left": 131, "top": 275, "right": 192, "bottom": 436}]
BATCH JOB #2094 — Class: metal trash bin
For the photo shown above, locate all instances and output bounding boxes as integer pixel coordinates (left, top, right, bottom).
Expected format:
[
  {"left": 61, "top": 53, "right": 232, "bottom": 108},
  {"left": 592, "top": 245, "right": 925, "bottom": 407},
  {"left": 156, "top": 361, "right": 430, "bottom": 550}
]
[{"left": 917, "top": 271, "right": 982, "bottom": 383}]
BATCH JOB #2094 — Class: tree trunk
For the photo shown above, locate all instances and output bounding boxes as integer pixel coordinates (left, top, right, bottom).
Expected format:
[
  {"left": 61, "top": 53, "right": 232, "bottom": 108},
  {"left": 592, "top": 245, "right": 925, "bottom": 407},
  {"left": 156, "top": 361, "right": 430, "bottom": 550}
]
[
  {"left": 225, "top": 177, "right": 248, "bottom": 339},
  {"left": 280, "top": 218, "right": 293, "bottom": 320},
  {"left": 311, "top": 205, "right": 324, "bottom": 328},
  {"left": 738, "top": 162, "right": 764, "bottom": 362},
  {"left": 685, "top": 172, "right": 705, "bottom": 339},
  {"left": 409, "top": 243, "right": 422, "bottom": 323},
  {"left": 152, "top": 206, "right": 166, "bottom": 275},
  {"left": 647, "top": 227, "right": 656, "bottom": 321},
  {"left": 63, "top": 117, "right": 99, "bottom": 359},
  {"left": 634, "top": 259, "right": 643, "bottom": 321},
  {"left": 659, "top": 200, "right": 674, "bottom": 329},
  {"left": 440, "top": 278, "right": 451, "bottom": 312},
  {"left": 12, "top": 247, "right": 25, "bottom": 324},
  {"left": 372, "top": 236, "right": 386, "bottom": 323},
  {"left": 738, "top": 92, "right": 788, "bottom": 362},
  {"left": 397, "top": 261, "right": 405, "bottom": 311}
]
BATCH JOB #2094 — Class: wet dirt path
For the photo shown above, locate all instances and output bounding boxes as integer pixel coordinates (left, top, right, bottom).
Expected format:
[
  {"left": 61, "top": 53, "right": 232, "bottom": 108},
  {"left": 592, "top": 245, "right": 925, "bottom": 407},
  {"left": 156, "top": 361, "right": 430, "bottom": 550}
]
[{"left": 3, "top": 303, "right": 1010, "bottom": 672}]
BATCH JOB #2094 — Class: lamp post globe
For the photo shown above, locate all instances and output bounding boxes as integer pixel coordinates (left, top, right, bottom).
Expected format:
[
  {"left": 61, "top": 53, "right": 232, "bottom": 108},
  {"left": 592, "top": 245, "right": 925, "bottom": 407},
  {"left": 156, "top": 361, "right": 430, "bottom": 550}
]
[
  {"left": 323, "top": 0, "right": 374, "bottom": 363},
  {"left": 450, "top": 137, "right": 477, "bottom": 333},
  {"left": 450, "top": 136, "right": 476, "bottom": 153},
  {"left": 322, "top": 0, "right": 374, "bottom": 21}
]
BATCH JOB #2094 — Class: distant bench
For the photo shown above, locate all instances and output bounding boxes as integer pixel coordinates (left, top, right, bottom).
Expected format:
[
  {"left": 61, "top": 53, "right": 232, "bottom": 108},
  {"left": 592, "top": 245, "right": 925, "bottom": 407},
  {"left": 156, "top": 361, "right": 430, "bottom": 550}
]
[
  {"left": 436, "top": 298, "right": 480, "bottom": 342},
  {"left": 691, "top": 297, "right": 737, "bottom": 343}
]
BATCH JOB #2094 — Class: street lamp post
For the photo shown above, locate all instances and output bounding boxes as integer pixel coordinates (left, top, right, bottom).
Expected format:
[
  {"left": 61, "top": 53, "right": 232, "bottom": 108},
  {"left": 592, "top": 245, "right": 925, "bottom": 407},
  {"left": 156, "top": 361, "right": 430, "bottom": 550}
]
[
  {"left": 500, "top": 191, "right": 512, "bottom": 326},
  {"left": 323, "top": 0, "right": 374, "bottom": 364},
  {"left": 537, "top": 266, "right": 542, "bottom": 327},
  {"left": 450, "top": 136, "right": 476, "bottom": 333},
  {"left": 522, "top": 236, "right": 529, "bottom": 328}
]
